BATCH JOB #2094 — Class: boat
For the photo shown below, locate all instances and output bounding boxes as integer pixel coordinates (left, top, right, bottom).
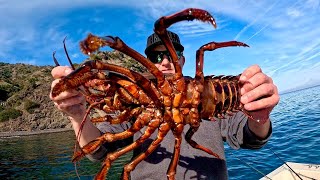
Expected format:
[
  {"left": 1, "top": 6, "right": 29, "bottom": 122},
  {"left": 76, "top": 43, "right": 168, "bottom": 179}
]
[{"left": 260, "top": 162, "right": 320, "bottom": 180}]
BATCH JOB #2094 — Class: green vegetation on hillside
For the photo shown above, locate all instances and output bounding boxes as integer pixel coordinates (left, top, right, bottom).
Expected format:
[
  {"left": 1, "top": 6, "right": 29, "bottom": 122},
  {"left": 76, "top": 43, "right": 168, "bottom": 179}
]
[
  {"left": 0, "top": 50, "right": 147, "bottom": 132},
  {"left": 0, "top": 108, "right": 22, "bottom": 122}
]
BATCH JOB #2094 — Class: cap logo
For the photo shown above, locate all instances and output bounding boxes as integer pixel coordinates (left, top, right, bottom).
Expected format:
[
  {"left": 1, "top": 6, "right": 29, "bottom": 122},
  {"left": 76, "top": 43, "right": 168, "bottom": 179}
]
[{"left": 145, "top": 31, "right": 184, "bottom": 55}]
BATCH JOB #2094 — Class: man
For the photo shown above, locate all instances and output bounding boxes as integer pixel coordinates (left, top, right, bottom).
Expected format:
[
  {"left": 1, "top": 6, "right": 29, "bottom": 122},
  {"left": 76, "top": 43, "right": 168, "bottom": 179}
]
[{"left": 50, "top": 31, "right": 279, "bottom": 179}]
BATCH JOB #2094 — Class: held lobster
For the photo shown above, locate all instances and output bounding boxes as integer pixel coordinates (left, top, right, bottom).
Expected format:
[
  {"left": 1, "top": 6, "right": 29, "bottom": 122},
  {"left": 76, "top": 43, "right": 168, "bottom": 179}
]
[{"left": 51, "top": 8, "right": 254, "bottom": 180}]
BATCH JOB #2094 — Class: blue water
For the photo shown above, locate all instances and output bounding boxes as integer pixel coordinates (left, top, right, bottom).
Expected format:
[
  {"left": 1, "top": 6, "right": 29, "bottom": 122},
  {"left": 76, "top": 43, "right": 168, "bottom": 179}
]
[
  {"left": 0, "top": 86, "right": 319, "bottom": 179},
  {"left": 0, "top": 131, "right": 130, "bottom": 179},
  {"left": 226, "top": 85, "right": 320, "bottom": 179}
]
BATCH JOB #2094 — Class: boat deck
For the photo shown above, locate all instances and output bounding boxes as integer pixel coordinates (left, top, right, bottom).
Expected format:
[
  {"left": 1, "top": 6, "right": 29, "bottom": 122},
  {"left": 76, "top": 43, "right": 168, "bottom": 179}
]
[{"left": 260, "top": 162, "right": 320, "bottom": 180}]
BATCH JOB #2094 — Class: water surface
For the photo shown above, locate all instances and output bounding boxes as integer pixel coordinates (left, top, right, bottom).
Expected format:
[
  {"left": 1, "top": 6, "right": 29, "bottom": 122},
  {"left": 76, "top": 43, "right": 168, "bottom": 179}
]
[
  {"left": 1, "top": 86, "right": 319, "bottom": 179},
  {"left": 226, "top": 86, "right": 320, "bottom": 179}
]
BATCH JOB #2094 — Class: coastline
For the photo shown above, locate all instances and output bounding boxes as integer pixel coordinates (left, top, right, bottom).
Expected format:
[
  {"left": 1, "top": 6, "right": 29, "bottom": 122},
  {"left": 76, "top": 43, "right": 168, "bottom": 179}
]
[{"left": 0, "top": 128, "right": 73, "bottom": 138}]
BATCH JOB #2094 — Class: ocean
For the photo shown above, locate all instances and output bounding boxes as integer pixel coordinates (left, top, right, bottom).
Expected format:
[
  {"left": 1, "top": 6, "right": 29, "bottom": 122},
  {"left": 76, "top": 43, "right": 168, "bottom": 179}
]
[
  {"left": 226, "top": 85, "right": 320, "bottom": 179},
  {"left": 1, "top": 85, "right": 319, "bottom": 179}
]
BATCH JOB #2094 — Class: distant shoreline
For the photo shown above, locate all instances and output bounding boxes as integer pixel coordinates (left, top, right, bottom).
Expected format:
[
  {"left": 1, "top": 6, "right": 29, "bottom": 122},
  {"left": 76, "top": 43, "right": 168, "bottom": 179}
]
[
  {"left": 0, "top": 128, "right": 73, "bottom": 138},
  {"left": 280, "top": 84, "right": 320, "bottom": 95}
]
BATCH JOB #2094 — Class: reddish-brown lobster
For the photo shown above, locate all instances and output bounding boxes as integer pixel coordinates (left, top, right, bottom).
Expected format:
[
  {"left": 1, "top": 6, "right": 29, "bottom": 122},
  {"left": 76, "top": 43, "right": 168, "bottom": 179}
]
[{"left": 51, "top": 8, "right": 252, "bottom": 180}]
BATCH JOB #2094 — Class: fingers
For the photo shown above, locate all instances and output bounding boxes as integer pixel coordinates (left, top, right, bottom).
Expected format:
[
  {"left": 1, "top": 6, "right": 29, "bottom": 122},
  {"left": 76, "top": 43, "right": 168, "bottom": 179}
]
[
  {"left": 51, "top": 66, "right": 73, "bottom": 79},
  {"left": 50, "top": 66, "right": 79, "bottom": 101},
  {"left": 51, "top": 88, "right": 86, "bottom": 120},
  {"left": 51, "top": 89, "right": 80, "bottom": 101},
  {"left": 241, "top": 83, "right": 275, "bottom": 103},
  {"left": 242, "top": 84, "right": 279, "bottom": 111},
  {"left": 50, "top": 79, "right": 80, "bottom": 101},
  {"left": 241, "top": 72, "right": 272, "bottom": 95},
  {"left": 244, "top": 93, "right": 280, "bottom": 111},
  {"left": 240, "top": 64, "right": 261, "bottom": 83},
  {"left": 50, "top": 66, "right": 87, "bottom": 120},
  {"left": 54, "top": 94, "right": 85, "bottom": 110},
  {"left": 239, "top": 64, "right": 280, "bottom": 111}
]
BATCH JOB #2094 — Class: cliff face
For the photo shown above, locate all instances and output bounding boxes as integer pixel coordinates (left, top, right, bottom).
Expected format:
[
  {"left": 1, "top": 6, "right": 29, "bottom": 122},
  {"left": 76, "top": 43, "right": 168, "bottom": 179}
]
[
  {"left": 0, "top": 62, "right": 70, "bottom": 132},
  {"left": 0, "top": 50, "right": 147, "bottom": 132}
]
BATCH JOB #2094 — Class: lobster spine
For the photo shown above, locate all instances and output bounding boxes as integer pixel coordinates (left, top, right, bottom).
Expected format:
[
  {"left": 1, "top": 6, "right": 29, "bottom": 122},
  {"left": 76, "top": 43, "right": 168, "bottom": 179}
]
[{"left": 200, "top": 75, "right": 242, "bottom": 120}]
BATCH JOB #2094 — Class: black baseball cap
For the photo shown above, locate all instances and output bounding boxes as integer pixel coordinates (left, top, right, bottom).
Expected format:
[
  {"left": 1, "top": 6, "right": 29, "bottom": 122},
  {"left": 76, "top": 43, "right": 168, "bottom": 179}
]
[{"left": 145, "top": 31, "right": 184, "bottom": 57}]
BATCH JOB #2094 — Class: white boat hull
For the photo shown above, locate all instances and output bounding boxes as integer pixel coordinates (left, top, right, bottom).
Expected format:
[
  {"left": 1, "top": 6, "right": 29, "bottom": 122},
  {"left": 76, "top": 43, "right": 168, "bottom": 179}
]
[{"left": 260, "top": 162, "right": 320, "bottom": 180}]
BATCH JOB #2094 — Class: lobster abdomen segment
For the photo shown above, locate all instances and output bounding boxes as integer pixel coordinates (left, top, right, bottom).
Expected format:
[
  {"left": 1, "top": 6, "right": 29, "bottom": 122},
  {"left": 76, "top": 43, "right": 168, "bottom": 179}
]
[{"left": 200, "top": 75, "right": 242, "bottom": 120}]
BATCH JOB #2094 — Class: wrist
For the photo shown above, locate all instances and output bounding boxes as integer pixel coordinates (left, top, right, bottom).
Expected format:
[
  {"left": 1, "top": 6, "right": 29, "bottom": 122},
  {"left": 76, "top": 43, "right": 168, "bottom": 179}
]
[
  {"left": 248, "top": 118, "right": 271, "bottom": 139},
  {"left": 68, "top": 114, "right": 87, "bottom": 123}
]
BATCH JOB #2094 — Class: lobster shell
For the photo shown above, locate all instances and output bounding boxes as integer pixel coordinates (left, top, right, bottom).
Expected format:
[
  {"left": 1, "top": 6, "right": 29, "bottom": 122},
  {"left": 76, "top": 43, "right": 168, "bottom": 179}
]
[{"left": 51, "top": 8, "right": 252, "bottom": 180}]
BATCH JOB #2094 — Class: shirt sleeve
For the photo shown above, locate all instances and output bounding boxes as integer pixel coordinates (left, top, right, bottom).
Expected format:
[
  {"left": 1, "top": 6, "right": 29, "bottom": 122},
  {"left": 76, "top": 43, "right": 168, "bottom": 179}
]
[
  {"left": 241, "top": 119, "right": 272, "bottom": 149},
  {"left": 220, "top": 112, "right": 272, "bottom": 150},
  {"left": 85, "top": 122, "right": 133, "bottom": 162}
]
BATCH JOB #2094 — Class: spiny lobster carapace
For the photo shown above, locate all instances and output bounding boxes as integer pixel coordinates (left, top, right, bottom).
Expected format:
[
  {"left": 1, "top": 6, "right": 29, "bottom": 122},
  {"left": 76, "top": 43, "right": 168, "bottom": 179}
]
[{"left": 51, "top": 8, "right": 253, "bottom": 180}]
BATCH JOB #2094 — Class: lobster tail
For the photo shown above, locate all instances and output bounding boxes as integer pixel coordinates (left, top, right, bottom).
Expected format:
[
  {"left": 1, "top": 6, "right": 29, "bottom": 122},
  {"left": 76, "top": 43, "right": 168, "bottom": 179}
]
[{"left": 200, "top": 75, "right": 242, "bottom": 120}]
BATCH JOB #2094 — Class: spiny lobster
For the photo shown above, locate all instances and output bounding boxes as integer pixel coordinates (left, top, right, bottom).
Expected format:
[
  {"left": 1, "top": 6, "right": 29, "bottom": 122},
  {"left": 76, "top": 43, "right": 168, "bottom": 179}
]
[{"left": 51, "top": 8, "right": 253, "bottom": 180}]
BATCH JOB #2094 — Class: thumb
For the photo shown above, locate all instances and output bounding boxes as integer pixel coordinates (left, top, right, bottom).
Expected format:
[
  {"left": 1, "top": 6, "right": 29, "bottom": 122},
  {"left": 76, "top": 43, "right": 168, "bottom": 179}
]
[{"left": 51, "top": 66, "right": 73, "bottom": 79}]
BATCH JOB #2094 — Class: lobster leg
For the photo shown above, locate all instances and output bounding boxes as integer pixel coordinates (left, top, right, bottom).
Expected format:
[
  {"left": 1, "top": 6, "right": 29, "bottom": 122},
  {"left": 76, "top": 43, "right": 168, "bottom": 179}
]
[
  {"left": 195, "top": 41, "right": 249, "bottom": 83},
  {"left": 167, "top": 124, "right": 184, "bottom": 180},
  {"left": 91, "top": 107, "right": 142, "bottom": 124},
  {"left": 154, "top": 8, "right": 217, "bottom": 79},
  {"left": 185, "top": 126, "right": 220, "bottom": 159},
  {"left": 94, "top": 119, "right": 161, "bottom": 180},
  {"left": 51, "top": 62, "right": 96, "bottom": 98},
  {"left": 122, "top": 122, "right": 171, "bottom": 180},
  {"left": 72, "top": 109, "right": 155, "bottom": 162},
  {"left": 95, "top": 62, "right": 161, "bottom": 107},
  {"left": 51, "top": 60, "right": 162, "bottom": 108},
  {"left": 85, "top": 77, "right": 152, "bottom": 107},
  {"left": 79, "top": 34, "right": 172, "bottom": 90},
  {"left": 70, "top": 99, "right": 106, "bottom": 164},
  {"left": 76, "top": 99, "right": 105, "bottom": 143},
  {"left": 195, "top": 41, "right": 248, "bottom": 116},
  {"left": 83, "top": 79, "right": 111, "bottom": 93},
  {"left": 195, "top": 42, "right": 248, "bottom": 118},
  {"left": 115, "top": 78, "right": 152, "bottom": 106}
]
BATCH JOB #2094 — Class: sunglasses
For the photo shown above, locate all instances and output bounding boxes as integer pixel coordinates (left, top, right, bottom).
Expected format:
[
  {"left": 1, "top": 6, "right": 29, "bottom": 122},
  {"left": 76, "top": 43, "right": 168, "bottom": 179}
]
[{"left": 148, "top": 50, "right": 183, "bottom": 64}]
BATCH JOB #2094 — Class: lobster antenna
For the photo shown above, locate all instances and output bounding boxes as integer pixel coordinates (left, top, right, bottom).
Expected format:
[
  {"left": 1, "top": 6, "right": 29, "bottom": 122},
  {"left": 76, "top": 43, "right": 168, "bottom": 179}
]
[
  {"left": 63, "top": 36, "right": 75, "bottom": 70},
  {"left": 52, "top": 51, "right": 60, "bottom": 66}
]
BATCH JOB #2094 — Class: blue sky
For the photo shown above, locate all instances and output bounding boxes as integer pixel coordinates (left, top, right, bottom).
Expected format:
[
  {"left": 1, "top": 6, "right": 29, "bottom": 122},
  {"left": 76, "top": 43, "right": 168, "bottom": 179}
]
[{"left": 1, "top": 0, "right": 319, "bottom": 93}]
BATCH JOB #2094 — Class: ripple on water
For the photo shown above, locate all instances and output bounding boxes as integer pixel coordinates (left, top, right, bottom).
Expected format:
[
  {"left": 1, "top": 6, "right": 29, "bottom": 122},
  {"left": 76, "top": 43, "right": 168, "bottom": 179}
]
[
  {"left": 227, "top": 86, "right": 320, "bottom": 180},
  {"left": 1, "top": 86, "right": 320, "bottom": 179}
]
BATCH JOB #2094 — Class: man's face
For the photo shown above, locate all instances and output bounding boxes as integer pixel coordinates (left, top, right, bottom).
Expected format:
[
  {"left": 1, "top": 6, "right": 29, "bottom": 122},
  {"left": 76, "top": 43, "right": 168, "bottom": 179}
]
[{"left": 149, "top": 45, "right": 185, "bottom": 74}]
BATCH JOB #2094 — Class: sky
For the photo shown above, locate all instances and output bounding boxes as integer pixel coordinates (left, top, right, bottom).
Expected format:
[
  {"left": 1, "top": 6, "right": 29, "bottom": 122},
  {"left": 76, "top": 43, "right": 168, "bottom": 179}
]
[{"left": 0, "top": 0, "right": 319, "bottom": 93}]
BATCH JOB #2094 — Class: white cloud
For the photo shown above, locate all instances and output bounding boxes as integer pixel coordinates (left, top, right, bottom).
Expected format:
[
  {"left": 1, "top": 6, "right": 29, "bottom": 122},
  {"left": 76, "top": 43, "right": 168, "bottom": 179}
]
[
  {"left": 0, "top": 0, "right": 319, "bottom": 93},
  {"left": 287, "top": 8, "right": 303, "bottom": 18},
  {"left": 306, "top": 0, "right": 320, "bottom": 9}
]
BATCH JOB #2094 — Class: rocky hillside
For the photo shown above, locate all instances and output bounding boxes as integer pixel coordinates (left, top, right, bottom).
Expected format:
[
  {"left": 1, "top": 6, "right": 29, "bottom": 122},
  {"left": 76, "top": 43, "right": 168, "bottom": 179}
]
[{"left": 0, "top": 50, "right": 147, "bottom": 132}]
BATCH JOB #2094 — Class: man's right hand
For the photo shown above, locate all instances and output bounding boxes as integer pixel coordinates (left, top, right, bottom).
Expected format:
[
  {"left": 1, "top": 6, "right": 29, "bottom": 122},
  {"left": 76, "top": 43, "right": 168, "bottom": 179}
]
[{"left": 50, "top": 66, "right": 86, "bottom": 122}]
